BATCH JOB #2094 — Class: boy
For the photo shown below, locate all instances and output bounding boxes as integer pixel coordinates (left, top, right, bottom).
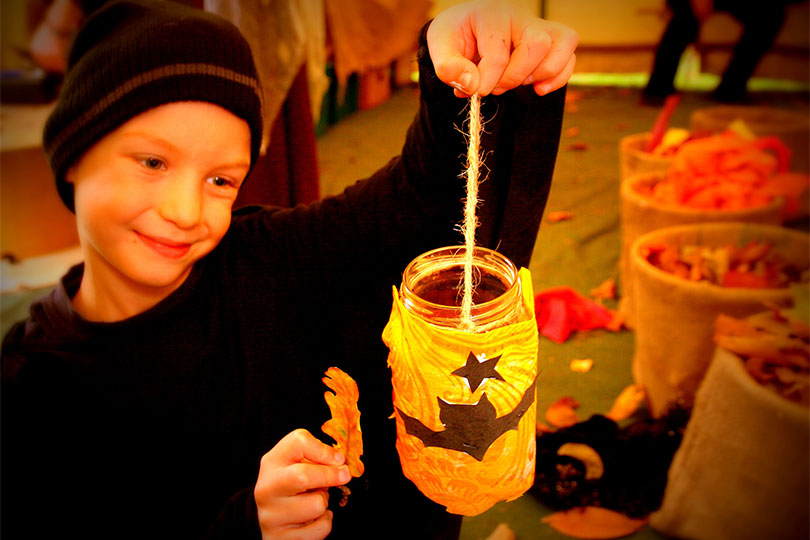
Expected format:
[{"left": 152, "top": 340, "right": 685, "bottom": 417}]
[{"left": 1, "top": 0, "right": 577, "bottom": 538}]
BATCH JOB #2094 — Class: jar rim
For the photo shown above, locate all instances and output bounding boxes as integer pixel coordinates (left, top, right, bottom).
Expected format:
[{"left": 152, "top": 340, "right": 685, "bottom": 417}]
[{"left": 401, "top": 245, "right": 519, "bottom": 311}]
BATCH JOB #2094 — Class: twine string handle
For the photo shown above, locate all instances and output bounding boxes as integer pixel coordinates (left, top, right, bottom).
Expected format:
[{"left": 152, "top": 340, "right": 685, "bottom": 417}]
[{"left": 460, "top": 93, "right": 482, "bottom": 331}]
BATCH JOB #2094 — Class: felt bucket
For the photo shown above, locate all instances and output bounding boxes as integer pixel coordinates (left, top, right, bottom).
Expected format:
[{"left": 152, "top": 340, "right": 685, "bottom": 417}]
[
  {"left": 619, "top": 172, "right": 783, "bottom": 328},
  {"left": 689, "top": 105, "right": 810, "bottom": 173},
  {"left": 650, "top": 346, "right": 809, "bottom": 540},
  {"left": 382, "top": 246, "right": 538, "bottom": 516},
  {"left": 629, "top": 222, "right": 808, "bottom": 417},
  {"left": 618, "top": 132, "right": 675, "bottom": 181}
]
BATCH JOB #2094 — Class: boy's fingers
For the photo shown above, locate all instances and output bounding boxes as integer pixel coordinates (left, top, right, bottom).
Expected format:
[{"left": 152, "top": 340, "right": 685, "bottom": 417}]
[
  {"left": 268, "top": 489, "right": 330, "bottom": 525},
  {"left": 286, "top": 510, "right": 334, "bottom": 540},
  {"left": 271, "top": 429, "right": 345, "bottom": 467},
  {"left": 492, "top": 29, "right": 552, "bottom": 94},
  {"left": 533, "top": 53, "right": 576, "bottom": 96},
  {"left": 260, "top": 461, "right": 350, "bottom": 499},
  {"left": 434, "top": 52, "right": 481, "bottom": 97},
  {"left": 472, "top": 11, "right": 513, "bottom": 96},
  {"left": 528, "top": 23, "right": 579, "bottom": 83}
]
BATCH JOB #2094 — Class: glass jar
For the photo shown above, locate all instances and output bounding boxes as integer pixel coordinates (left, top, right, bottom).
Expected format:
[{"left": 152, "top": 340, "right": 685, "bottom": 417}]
[
  {"left": 384, "top": 245, "right": 539, "bottom": 516},
  {"left": 399, "top": 245, "right": 528, "bottom": 332}
]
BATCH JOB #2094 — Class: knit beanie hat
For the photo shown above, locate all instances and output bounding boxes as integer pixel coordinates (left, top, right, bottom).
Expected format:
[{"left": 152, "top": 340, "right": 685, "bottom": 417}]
[{"left": 43, "top": 0, "right": 264, "bottom": 212}]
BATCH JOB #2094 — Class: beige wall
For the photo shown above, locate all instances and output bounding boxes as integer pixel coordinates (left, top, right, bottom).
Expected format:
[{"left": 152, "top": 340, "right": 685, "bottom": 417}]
[
  {"left": 430, "top": 0, "right": 541, "bottom": 18},
  {"left": 2, "top": 1, "right": 33, "bottom": 71},
  {"left": 548, "top": 0, "right": 809, "bottom": 82}
]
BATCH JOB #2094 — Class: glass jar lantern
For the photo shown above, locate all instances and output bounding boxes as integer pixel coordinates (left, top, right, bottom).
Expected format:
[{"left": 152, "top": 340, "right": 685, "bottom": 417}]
[{"left": 382, "top": 246, "right": 539, "bottom": 516}]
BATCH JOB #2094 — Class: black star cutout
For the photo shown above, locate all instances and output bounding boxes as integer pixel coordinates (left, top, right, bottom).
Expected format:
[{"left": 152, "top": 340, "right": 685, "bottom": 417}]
[{"left": 452, "top": 351, "right": 504, "bottom": 392}]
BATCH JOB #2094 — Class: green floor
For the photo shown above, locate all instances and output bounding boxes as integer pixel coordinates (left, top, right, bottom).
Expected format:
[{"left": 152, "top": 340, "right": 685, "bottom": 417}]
[{"left": 315, "top": 84, "right": 809, "bottom": 539}]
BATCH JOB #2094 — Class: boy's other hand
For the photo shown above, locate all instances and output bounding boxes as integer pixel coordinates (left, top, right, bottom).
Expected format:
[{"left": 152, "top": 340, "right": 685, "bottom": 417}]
[
  {"left": 427, "top": 0, "right": 578, "bottom": 98},
  {"left": 254, "top": 429, "right": 349, "bottom": 540}
]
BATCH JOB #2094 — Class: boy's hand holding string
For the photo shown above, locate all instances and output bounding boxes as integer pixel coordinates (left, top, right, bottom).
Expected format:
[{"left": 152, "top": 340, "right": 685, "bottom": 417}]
[{"left": 427, "top": 0, "right": 578, "bottom": 98}]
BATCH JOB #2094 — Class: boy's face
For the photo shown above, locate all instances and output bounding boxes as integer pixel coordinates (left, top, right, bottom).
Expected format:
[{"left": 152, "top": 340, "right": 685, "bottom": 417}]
[{"left": 67, "top": 101, "right": 251, "bottom": 305}]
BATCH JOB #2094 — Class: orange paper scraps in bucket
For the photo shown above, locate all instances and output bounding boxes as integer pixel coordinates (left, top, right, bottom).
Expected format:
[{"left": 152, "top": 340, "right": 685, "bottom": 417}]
[
  {"left": 637, "top": 131, "right": 809, "bottom": 212},
  {"left": 321, "top": 367, "right": 364, "bottom": 478},
  {"left": 382, "top": 268, "right": 539, "bottom": 516}
]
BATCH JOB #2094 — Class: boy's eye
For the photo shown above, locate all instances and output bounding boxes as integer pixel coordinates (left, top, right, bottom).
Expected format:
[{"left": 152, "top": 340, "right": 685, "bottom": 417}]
[
  {"left": 140, "top": 157, "right": 165, "bottom": 170},
  {"left": 208, "top": 176, "right": 235, "bottom": 189}
]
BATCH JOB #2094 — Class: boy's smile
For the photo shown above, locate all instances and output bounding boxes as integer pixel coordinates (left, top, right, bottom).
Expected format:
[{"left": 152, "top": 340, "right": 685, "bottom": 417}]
[
  {"left": 66, "top": 101, "right": 252, "bottom": 321},
  {"left": 134, "top": 231, "right": 192, "bottom": 259}
]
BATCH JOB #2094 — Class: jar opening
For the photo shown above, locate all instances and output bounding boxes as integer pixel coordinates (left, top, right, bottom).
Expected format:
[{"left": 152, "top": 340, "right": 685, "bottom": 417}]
[
  {"left": 400, "top": 246, "right": 524, "bottom": 331},
  {"left": 410, "top": 265, "right": 510, "bottom": 307}
]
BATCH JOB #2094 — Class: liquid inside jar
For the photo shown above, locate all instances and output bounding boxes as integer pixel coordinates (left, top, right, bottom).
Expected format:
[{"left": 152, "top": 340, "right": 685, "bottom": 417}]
[
  {"left": 400, "top": 246, "right": 526, "bottom": 332},
  {"left": 411, "top": 267, "right": 509, "bottom": 307}
]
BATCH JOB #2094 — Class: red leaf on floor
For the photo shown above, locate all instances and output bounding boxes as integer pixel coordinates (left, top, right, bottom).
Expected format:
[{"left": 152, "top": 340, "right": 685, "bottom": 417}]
[{"left": 534, "top": 287, "right": 618, "bottom": 343}]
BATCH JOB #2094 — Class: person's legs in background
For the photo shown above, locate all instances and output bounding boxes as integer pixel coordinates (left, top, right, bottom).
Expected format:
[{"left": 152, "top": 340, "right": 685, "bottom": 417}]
[
  {"left": 712, "top": 0, "right": 787, "bottom": 102},
  {"left": 642, "top": 0, "right": 700, "bottom": 104}
]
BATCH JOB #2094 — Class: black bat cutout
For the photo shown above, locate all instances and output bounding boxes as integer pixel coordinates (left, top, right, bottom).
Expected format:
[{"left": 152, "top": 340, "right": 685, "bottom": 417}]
[{"left": 396, "top": 375, "right": 538, "bottom": 461}]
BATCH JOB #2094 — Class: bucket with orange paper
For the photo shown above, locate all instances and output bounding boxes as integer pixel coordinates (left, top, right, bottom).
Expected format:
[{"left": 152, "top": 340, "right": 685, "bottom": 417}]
[
  {"left": 382, "top": 246, "right": 539, "bottom": 516},
  {"left": 629, "top": 222, "right": 809, "bottom": 417},
  {"left": 690, "top": 105, "right": 810, "bottom": 173},
  {"left": 651, "top": 292, "right": 809, "bottom": 539},
  {"left": 618, "top": 95, "right": 683, "bottom": 180},
  {"left": 619, "top": 130, "right": 808, "bottom": 327}
]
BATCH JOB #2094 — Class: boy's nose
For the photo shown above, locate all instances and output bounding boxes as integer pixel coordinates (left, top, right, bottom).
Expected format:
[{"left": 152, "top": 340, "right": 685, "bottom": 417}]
[{"left": 158, "top": 174, "right": 203, "bottom": 228}]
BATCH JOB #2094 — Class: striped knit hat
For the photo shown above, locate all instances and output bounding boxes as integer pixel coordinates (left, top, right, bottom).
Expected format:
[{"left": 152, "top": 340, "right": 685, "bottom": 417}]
[{"left": 43, "top": 0, "right": 264, "bottom": 212}]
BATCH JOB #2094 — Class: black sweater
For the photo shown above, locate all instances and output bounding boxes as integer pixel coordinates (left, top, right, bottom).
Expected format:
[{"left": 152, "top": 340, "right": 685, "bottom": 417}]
[{"left": 1, "top": 33, "right": 564, "bottom": 539}]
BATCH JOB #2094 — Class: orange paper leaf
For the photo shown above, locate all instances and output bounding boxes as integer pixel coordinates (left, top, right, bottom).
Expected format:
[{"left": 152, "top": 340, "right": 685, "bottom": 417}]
[
  {"left": 570, "top": 358, "right": 594, "bottom": 373},
  {"left": 542, "top": 506, "right": 648, "bottom": 539},
  {"left": 546, "top": 396, "right": 579, "bottom": 428},
  {"left": 322, "top": 367, "right": 364, "bottom": 477},
  {"left": 606, "top": 384, "right": 646, "bottom": 422}
]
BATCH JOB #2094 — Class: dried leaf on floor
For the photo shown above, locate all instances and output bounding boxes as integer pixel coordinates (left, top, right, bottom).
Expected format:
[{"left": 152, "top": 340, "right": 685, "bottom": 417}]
[
  {"left": 606, "top": 384, "right": 646, "bottom": 422},
  {"left": 566, "top": 142, "right": 589, "bottom": 151},
  {"left": 570, "top": 358, "right": 594, "bottom": 373},
  {"left": 537, "top": 420, "right": 555, "bottom": 435},
  {"left": 546, "top": 396, "right": 580, "bottom": 428},
  {"left": 541, "top": 506, "right": 648, "bottom": 539},
  {"left": 546, "top": 210, "right": 575, "bottom": 223},
  {"left": 589, "top": 278, "right": 616, "bottom": 301},
  {"left": 483, "top": 523, "right": 516, "bottom": 540}
]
